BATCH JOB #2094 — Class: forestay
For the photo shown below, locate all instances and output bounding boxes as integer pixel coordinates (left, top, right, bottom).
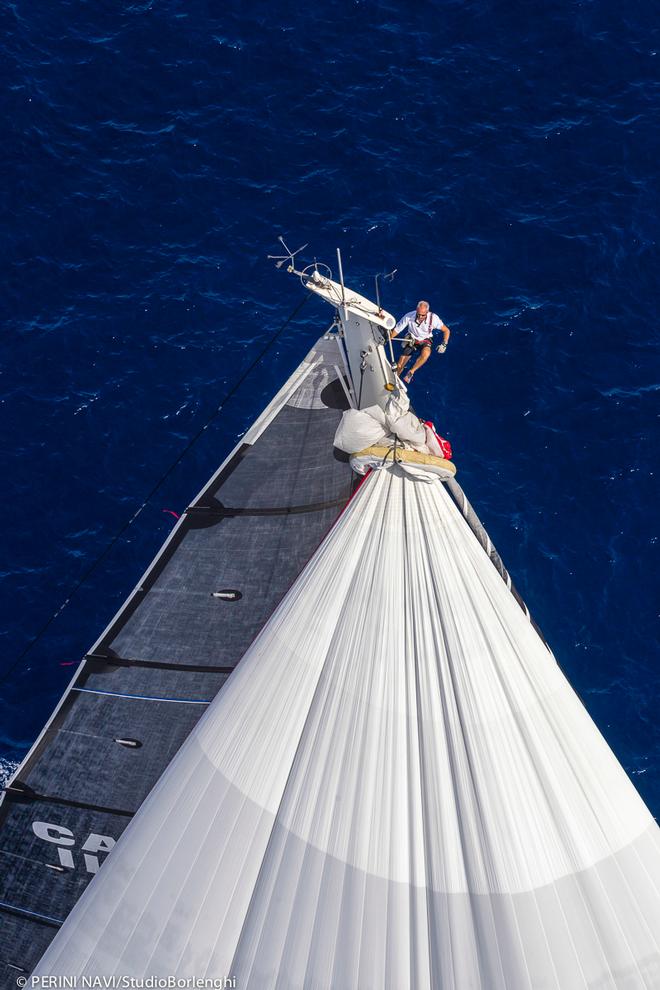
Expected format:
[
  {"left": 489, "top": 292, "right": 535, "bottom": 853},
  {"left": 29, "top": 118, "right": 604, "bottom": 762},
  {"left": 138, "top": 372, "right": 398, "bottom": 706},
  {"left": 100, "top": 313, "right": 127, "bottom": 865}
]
[{"left": 33, "top": 467, "right": 660, "bottom": 989}]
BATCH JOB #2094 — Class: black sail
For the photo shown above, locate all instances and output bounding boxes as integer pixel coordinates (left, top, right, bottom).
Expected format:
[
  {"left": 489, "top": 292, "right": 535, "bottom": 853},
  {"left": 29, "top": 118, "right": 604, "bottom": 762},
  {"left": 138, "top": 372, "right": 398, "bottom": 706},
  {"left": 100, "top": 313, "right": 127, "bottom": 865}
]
[{"left": 0, "top": 337, "right": 353, "bottom": 981}]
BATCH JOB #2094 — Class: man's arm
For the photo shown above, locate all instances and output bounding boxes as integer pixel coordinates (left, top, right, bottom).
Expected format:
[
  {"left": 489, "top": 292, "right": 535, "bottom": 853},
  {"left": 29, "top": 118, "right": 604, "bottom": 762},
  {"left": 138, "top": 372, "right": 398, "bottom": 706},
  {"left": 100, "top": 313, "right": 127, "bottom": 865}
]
[{"left": 437, "top": 320, "right": 450, "bottom": 352}]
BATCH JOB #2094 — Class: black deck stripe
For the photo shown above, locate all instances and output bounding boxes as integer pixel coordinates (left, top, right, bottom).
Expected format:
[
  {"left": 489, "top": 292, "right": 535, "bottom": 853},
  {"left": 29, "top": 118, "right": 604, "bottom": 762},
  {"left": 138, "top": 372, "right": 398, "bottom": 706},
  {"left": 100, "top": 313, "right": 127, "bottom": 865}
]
[
  {"left": 85, "top": 654, "right": 234, "bottom": 675},
  {"left": 186, "top": 495, "right": 348, "bottom": 518},
  {"left": 0, "top": 901, "right": 63, "bottom": 928},
  {"left": 2, "top": 783, "right": 135, "bottom": 818}
]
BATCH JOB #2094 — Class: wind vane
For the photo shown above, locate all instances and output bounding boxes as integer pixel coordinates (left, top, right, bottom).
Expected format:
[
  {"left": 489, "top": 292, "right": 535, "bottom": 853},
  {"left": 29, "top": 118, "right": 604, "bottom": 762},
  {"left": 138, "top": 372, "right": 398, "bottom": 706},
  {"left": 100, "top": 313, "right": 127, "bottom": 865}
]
[{"left": 267, "top": 236, "right": 309, "bottom": 270}]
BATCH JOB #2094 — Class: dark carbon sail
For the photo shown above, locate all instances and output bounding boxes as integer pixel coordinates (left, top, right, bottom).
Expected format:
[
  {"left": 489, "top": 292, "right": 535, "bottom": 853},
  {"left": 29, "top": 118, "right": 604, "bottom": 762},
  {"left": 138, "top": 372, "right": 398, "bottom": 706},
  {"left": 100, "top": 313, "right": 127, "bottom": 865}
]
[{"left": 0, "top": 336, "right": 354, "bottom": 982}]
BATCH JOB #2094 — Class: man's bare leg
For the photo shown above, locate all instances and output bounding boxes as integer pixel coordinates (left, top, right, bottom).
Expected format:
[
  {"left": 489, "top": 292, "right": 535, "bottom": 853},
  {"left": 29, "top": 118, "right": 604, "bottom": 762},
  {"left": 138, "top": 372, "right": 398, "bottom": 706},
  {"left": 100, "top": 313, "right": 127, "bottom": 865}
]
[
  {"left": 404, "top": 345, "right": 432, "bottom": 381},
  {"left": 396, "top": 352, "right": 411, "bottom": 377}
]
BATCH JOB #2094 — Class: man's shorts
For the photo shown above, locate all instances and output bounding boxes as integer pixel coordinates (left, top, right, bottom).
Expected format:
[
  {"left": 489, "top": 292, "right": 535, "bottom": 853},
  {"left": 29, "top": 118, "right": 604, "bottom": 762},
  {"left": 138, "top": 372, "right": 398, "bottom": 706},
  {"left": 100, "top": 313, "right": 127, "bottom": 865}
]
[{"left": 401, "top": 338, "right": 433, "bottom": 356}]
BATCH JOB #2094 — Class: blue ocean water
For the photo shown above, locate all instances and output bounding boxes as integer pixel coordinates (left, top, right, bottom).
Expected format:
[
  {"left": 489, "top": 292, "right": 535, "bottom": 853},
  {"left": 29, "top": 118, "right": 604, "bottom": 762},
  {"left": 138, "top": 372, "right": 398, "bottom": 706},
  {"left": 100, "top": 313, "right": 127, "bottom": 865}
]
[{"left": 1, "top": 0, "right": 659, "bottom": 814}]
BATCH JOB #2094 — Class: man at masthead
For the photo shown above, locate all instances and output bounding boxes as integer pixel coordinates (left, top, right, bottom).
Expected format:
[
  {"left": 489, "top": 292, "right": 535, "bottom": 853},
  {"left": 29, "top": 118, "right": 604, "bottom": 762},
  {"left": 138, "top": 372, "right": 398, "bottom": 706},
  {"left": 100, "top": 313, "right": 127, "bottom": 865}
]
[{"left": 389, "top": 300, "right": 450, "bottom": 384}]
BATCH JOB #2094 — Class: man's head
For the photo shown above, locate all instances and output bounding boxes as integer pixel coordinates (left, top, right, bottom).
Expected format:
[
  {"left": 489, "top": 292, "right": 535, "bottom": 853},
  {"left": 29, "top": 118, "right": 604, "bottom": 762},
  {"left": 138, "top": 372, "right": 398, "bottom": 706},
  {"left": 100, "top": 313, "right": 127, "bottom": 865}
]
[{"left": 415, "top": 300, "right": 430, "bottom": 319}]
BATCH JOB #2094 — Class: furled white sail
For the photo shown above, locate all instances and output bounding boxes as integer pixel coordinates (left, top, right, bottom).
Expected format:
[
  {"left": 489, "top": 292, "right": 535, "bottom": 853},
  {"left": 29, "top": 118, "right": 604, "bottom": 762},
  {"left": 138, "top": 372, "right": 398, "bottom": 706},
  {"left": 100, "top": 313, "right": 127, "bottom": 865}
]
[{"left": 33, "top": 467, "right": 660, "bottom": 988}]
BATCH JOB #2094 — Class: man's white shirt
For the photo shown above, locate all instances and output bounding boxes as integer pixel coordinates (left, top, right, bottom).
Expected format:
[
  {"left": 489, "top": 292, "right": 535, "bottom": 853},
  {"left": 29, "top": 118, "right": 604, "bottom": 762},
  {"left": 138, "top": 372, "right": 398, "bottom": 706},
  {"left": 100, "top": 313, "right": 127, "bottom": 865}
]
[{"left": 394, "top": 310, "right": 445, "bottom": 342}]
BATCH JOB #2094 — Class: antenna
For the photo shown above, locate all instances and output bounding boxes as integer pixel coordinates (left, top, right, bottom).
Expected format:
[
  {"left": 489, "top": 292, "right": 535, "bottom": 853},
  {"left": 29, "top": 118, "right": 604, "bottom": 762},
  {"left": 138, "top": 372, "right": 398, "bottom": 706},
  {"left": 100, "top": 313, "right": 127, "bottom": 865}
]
[
  {"left": 374, "top": 268, "right": 398, "bottom": 367},
  {"left": 267, "top": 236, "right": 309, "bottom": 270},
  {"left": 374, "top": 268, "right": 398, "bottom": 314},
  {"left": 336, "top": 248, "right": 346, "bottom": 305}
]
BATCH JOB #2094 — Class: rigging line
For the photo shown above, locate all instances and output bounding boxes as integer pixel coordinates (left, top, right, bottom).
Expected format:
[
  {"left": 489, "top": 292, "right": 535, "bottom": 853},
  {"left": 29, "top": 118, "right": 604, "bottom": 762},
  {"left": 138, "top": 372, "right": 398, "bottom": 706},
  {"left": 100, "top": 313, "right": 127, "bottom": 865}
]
[{"left": 1, "top": 292, "right": 312, "bottom": 687}]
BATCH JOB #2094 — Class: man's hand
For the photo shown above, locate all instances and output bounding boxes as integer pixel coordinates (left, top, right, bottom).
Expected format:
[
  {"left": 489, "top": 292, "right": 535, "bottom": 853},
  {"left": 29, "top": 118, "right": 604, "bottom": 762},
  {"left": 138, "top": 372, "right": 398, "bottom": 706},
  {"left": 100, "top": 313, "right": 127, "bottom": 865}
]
[{"left": 436, "top": 342, "right": 447, "bottom": 354}]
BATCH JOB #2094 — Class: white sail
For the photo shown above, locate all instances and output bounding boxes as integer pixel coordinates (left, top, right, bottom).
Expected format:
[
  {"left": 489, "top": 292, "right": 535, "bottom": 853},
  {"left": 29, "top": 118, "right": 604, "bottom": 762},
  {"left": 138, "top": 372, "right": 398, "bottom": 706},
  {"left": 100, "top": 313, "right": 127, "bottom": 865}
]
[{"left": 32, "top": 467, "right": 660, "bottom": 988}]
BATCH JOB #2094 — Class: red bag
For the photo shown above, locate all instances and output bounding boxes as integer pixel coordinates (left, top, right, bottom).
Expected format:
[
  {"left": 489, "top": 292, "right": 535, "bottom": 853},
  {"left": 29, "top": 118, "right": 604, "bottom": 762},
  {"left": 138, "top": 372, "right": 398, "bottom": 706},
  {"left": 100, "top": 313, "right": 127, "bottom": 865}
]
[{"left": 424, "top": 421, "right": 453, "bottom": 460}]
